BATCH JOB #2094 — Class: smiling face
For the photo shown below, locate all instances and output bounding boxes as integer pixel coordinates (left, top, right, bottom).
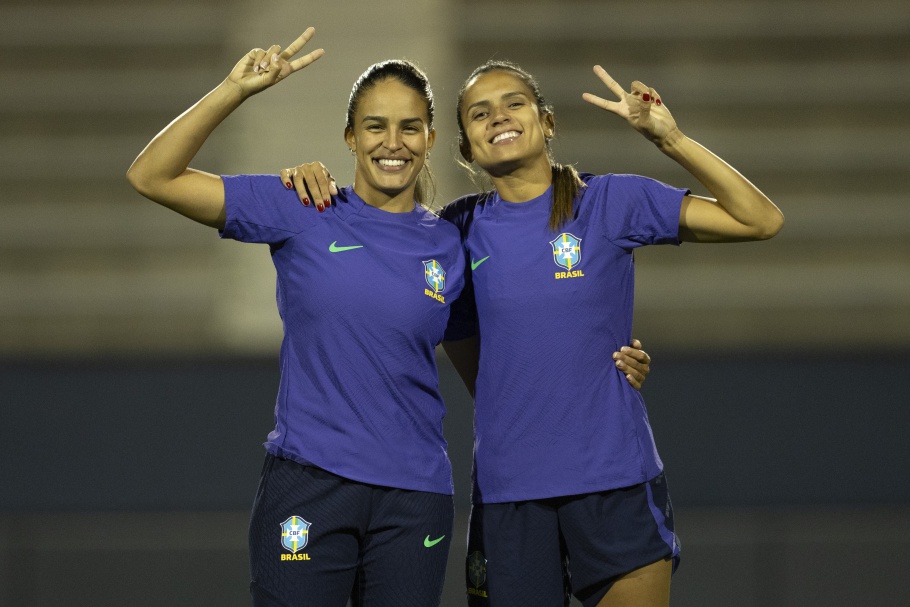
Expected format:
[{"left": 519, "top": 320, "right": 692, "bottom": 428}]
[
  {"left": 345, "top": 78, "right": 435, "bottom": 209},
  {"left": 458, "top": 69, "right": 554, "bottom": 177}
]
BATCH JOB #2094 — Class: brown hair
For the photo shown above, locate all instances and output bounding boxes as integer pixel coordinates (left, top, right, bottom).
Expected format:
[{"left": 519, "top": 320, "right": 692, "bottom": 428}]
[
  {"left": 455, "top": 60, "right": 584, "bottom": 231},
  {"left": 347, "top": 60, "right": 437, "bottom": 207}
]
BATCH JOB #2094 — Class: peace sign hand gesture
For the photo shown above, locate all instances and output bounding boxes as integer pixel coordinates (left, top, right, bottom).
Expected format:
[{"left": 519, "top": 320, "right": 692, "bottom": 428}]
[
  {"left": 227, "top": 27, "right": 324, "bottom": 99},
  {"left": 582, "top": 65, "right": 679, "bottom": 147}
]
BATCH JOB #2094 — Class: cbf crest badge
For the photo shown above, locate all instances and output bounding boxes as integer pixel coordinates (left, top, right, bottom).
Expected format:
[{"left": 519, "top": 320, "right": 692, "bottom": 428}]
[
  {"left": 423, "top": 259, "right": 446, "bottom": 293},
  {"left": 550, "top": 233, "right": 582, "bottom": 270},
  {"left": 466, "top": 551, "right": 488, "bottom": 598},
  {"left": 280, "top": 516, "right": 311, "bottom": 554}
]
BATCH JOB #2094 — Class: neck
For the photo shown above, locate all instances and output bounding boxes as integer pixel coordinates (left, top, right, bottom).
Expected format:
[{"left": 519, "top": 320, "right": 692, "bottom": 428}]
[
  {"left": 353, "top": 182, "right": 417, "bottom": 213},
  {"left": 486, "top": 155, "right": 552, "bottom": 203}
]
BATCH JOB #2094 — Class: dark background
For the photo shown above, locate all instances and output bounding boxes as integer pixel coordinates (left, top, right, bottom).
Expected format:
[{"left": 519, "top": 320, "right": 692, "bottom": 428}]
[
  {"left": 3, "top": 352, "right": 909, "bottom": 606},
  {"left": 4, "top": 353, "right": 909, "bottom": 513}
]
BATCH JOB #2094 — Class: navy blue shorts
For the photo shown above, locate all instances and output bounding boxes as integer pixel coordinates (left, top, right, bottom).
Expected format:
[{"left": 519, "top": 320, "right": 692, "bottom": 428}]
[
  {"left": 465, "top": 472, "right": 680, "bottom": 607},
  {"left": 248, "top": 454, "right": 454, "bottom": 607}
]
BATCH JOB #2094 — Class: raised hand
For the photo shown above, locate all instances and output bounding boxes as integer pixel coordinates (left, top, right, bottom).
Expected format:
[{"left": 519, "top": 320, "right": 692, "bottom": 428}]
[
  {"left": 227, "top": 28, "right": 325, "bottom": 99},
  {"left": 280, "top": 161, "right": 338, "bottom": 212},
  {"left": 582, "top": 65, "right": 679, "bottom": 146}
]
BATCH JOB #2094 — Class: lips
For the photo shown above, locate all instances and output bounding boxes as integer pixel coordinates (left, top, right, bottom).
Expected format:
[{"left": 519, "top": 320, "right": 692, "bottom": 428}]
[
  {"left": 373, "top": 157, "right": 410, "bottom": 172},
  {"left": 490, "top": 130, "right": 521, "bottom": 145}
]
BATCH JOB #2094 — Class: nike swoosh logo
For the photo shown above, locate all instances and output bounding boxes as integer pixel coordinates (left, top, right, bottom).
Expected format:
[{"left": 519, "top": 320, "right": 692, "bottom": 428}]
[
  {"left": 470, "top": 256, "right": 489, "bottom": 271},
  {"left": 329, "top": 241, "right": 364, "bottom": 253},
  {"left": 424, "top": 535, "right": 445, "bottom": 548}
]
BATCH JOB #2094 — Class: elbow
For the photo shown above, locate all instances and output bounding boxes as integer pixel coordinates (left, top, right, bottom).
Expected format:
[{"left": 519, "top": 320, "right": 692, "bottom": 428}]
[
  {"left": 126, "top": 160, "right": 157, "bottom": 200},
  {"left": 756, "top": 207, "right": 785, "bottom": 240},
  {"left": 742, "top": 197, "right": 784, "bottom": 240},
  {"left": 126, "top": 161, "right": 145, "bottom": 195}
]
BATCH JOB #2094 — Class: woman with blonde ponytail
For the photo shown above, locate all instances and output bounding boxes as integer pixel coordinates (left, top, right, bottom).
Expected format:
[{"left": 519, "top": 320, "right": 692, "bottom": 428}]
[{"left": 128, "top": 32, "right": 465, "bottom": 606}]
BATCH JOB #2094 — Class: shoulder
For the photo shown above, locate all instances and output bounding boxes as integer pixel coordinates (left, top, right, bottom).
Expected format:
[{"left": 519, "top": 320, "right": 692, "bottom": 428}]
[
  {"left": 417, "top": 205, "right": 458, "bottom": 232},
  {"left": 579, "top": 172, "right": 645, "bottom": 191},
  {"left": 439, "top": 192, "right": 493, "bottom": 229},
  {"left": 577, "top": 172, "right": 614, "bottom": 194},
  {"left": 579, "top": 173, "right": 683, "bottom": 201}
]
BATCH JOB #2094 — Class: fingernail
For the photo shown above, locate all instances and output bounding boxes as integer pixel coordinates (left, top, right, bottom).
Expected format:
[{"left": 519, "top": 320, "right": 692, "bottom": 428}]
[
  {"left": 303, "top": 198, "right": 310, "bottom": 206},
  {"left": 324, "top": 199, "right": 331, "bottom": 207},
  {"left": 642, "top": 93, "right": 651, "bottom": 102},
  {"left": 253, "top": 64, "right": 259, "bottom": 73},
  {"left": 616, "top": 361, "right": 625, "bottom": 368},
  {"left": 317, "top": 204, "right": 324, "bottom": 212},
  {"left": 272, "top": 54, "right": 279, "bottom": 62},
  {"left": 656, "top": 99, "right": 662, "bottom": 106},
  {"left": 285, "top": 182, "right": 292, "bottom": 189}
]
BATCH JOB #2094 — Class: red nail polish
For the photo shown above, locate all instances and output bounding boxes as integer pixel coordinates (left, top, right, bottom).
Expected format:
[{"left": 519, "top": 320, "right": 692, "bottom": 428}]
[
  {"left": 656, "top": 99, "right": 662, "bottom": 106},
  {"left": 303, "top": 198, "right": 310, "bottom": 206},
  {"left": 324, "top": 199, "right": 331, "bottom": 207},
  {"left": 285, "top": 182, "right": 292, "bottom": 189},
  {"left": 317, "top": 204, "right": 325, "bottom": 212},
  {"left": 642, "top": 93, "right": 651, "bottom": 102}
]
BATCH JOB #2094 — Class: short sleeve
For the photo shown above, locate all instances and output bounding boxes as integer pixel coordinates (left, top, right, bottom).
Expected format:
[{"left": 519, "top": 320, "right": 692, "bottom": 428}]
[
  {"left": 589, "top": 174, "right": 687, "bottom": 249},
  {"left": 219, "top": 174, "right": 310, "bottom": 245}
]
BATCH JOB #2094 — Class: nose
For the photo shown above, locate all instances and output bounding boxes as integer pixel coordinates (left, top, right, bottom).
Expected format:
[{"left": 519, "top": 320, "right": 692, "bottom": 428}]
[
  {"left": 490, "top": 106, "right": 510, "bottom": 127},
  {"left": 383, "top": 128, "right": 403, "bottom": 152}
]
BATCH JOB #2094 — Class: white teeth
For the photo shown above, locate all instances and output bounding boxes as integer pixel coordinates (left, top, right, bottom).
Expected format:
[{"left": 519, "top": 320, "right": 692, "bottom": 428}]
[
  {"left": 377, "top": 158, "right": 406, "bottom": 166},
  {"left": 492, "top": 131, "right": 520, "bottom": 144}
]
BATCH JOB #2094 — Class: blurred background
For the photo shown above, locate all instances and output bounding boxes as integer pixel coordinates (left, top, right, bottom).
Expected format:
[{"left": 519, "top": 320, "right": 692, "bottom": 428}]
[{"left": 1, "top": 0, "right": 909, "bottom": 605}]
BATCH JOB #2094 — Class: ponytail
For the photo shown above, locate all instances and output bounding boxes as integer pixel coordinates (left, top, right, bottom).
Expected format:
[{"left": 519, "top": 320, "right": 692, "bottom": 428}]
[
  {"left": 548, "top": 163, "right": 585, "bottom": 231},
  {"left": 414, "top": 163, "right": 437, "bottom": 209}
]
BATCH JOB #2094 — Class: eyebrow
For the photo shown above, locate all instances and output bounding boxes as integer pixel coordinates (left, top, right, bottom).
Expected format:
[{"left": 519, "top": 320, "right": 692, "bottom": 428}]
[
  {"left": 465, "top": 91, "right": 529, "bottom": 114},
  {"left": 360, "top": 115, "right": 426, "bottom": 125}
]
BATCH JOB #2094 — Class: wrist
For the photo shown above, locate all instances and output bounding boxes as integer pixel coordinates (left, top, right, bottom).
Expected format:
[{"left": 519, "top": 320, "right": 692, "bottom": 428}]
[
  {"left": 217, "top": 78, "right": 249, "bottom": 105},
  {"left": 654, "top": 127, "right": 685, "bottom": 152}
]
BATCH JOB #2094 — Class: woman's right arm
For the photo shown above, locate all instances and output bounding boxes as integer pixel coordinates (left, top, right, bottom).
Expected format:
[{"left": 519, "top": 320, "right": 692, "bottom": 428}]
[{"left": 126, "top": 28, "right": 324, "bottom": 229}]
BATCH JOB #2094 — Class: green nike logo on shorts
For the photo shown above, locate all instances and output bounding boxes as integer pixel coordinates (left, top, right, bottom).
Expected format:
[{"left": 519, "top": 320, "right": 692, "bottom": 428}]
[{"left": 424, "top": 535, "right": 445, "bottom": 548}]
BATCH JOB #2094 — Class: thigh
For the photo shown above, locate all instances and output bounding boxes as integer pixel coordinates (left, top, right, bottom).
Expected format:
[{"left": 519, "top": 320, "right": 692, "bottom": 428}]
[
  {"left": 558, "top": 472, "right": 680, "bottom": 607},
  {"left": 595, "top": 558, "right": 672, "bottom": 607},
  {"left": 465, "top": 500, "right": 568, "bottom": 607},
  {"left": 351, "top": 487, "right": 454, "bottom": 607},
  {"left": 248, "top": 455, "right": 367, "bottom": 607}
]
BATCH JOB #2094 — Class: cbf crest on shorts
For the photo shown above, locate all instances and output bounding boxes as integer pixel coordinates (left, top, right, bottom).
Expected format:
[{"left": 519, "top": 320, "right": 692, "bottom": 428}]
[
  {"left": 280, "top": 515, "right": 311, "bottom": 553},
  {"left": 423, "top": 259, "right": 446, "bottom": 293},
  {"left": 550, "top": 233, "right": 582, "bottom": 270}
]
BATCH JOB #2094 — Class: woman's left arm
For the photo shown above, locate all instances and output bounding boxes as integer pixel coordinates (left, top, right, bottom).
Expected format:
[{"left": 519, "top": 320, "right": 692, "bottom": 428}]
[
  {"left": 659, "top": 129, "right": 784, "bottom": 242},
  {"left": 583, "top": 65, "right": 784, "bottom": 243}
]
